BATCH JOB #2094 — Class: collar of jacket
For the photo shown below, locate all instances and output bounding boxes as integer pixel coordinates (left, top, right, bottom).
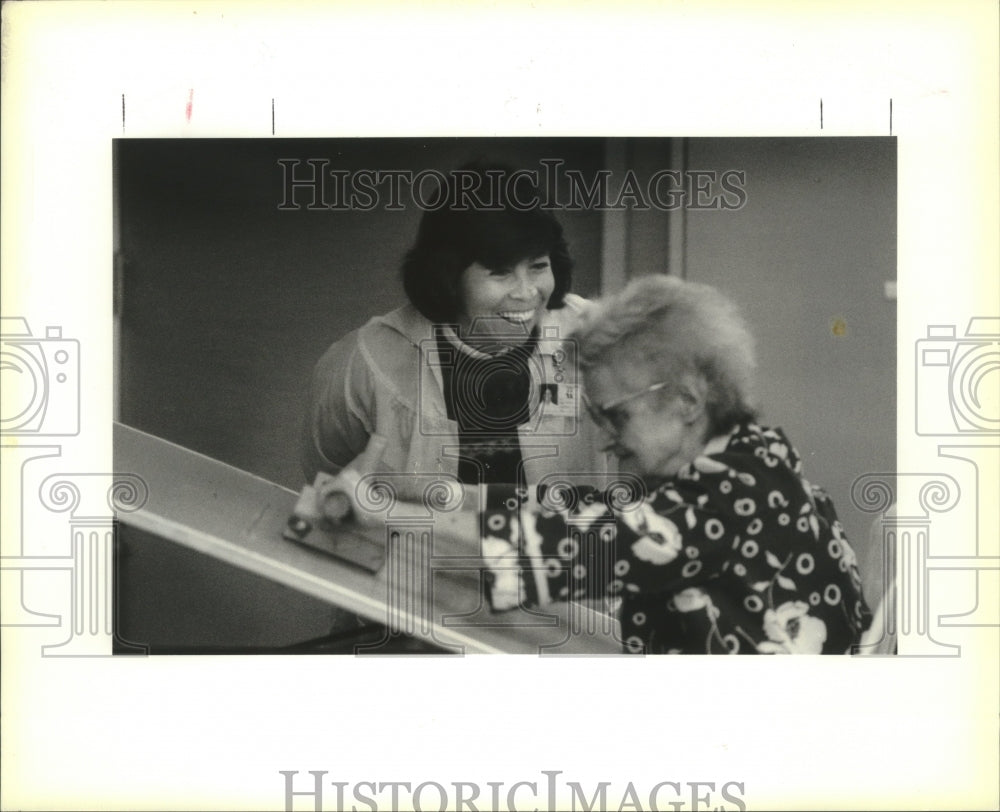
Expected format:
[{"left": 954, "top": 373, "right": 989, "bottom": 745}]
[{"left": 363, "top": 295, "right": 589, "bottom": 418}]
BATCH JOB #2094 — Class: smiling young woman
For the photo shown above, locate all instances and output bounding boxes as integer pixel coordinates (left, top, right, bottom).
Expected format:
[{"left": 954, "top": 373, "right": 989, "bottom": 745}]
[
  {"left": 300, "top": 160, "right": 608, "bottom": 501},
  {"left": 456, "top": 255, "right": 555, "bottom": 348}
]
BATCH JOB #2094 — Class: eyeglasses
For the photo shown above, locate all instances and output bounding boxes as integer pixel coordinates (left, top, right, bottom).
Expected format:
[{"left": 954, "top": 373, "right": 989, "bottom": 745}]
[{"left": 582, "top": 380, "right": 674, "bottom": 436}]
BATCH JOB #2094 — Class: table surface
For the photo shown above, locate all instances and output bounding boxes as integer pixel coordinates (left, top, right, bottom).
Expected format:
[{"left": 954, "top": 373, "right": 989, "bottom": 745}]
[{"left": 113, "top": 422, "right": 622, "bottom": 655}]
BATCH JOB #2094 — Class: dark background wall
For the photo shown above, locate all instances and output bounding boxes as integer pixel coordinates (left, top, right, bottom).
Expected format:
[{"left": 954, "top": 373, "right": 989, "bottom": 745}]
[
  {"left": 115, "top": 137, "right": 895, "bottom": 648},
  {"left": 606, "top": 138, "right": 896, "bottom": 574},
  {"left": 682, "top": 138, "right": 897, "bottom": 561},
  {"left": 116, "top": 138, "right": 606, "bottom": 490}
]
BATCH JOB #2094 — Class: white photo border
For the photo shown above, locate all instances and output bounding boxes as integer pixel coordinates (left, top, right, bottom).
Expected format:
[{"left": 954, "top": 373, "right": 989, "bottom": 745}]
[{"left": 1, "top": 2, "right": 997, "bottom": 810}]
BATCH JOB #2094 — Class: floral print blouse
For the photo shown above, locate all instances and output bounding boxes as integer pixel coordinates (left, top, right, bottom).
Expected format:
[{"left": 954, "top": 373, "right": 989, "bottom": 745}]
[{"left": 480, "top": 423, "right": 872, "bottom": 654}]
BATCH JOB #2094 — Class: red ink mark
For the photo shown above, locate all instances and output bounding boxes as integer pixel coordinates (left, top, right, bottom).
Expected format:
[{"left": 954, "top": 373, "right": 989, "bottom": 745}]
[{"left": 185, "top": 89, "right": 194, "bottom": 123}]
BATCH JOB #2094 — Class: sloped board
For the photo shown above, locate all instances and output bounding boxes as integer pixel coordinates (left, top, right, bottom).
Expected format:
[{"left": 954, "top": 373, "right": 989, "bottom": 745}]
[{"left": 113, "top": 422, "right": 620, "bottom": 654}]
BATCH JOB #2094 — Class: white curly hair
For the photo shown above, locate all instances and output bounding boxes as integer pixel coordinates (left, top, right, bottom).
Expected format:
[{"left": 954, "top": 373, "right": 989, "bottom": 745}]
[{"left": 574, "top": 274, "right": 759, "bottom": 433}]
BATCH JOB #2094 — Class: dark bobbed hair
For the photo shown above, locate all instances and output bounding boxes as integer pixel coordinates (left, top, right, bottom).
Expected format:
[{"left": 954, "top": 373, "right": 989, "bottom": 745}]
[{"left": 402, "top": 160, "right": 573, "bottom": 324}]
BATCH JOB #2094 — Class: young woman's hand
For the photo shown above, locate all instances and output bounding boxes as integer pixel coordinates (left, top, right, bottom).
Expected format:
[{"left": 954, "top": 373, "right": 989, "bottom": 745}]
[{"left": 313, "top": 469, "right": 366, "bottom": 524}]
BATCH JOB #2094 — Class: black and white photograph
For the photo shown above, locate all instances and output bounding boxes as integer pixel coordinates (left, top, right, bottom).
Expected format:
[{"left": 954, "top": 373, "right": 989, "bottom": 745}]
[
  {"left": 1, "top": 2, "right": 997, "bottom": 811},
  {"left": 112, "top": 137, "right": 896, "bottom": 657}
]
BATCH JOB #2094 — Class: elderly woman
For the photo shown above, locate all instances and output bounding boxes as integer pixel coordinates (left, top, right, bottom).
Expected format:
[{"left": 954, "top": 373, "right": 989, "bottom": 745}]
[
  {"left": 301, "top": 160, "right": 606, "bottom": 501},
  {"left": 481, "top": 274, "right": 872, "bottom": 654}
]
